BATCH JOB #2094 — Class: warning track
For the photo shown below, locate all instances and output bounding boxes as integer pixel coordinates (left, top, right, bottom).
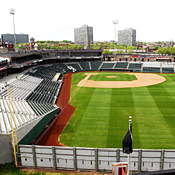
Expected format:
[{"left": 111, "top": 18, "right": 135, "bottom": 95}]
[{"left": 34, "top": 73, "right": 75, "bottom": 146}]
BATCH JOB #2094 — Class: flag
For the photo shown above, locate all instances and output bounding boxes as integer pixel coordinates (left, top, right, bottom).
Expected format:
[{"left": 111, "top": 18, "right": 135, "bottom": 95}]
[{"left": 122, "top": 128, "right": 133, "bottom": 154}]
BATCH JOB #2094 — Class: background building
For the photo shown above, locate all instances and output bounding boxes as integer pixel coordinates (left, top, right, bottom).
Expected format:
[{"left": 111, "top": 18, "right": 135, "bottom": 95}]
[
  {"left": 74, "top": 25, "right": 93, "bottom": 48},
  {"left": 118, "top": 28, "right": 136, "bottom": 46},
  {"left": 1, "top": 33, "right": 29, "bottom": 44}
]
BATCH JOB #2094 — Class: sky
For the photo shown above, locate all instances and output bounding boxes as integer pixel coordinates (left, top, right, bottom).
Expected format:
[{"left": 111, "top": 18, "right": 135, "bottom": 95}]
[{"left": 1, "top": 0, "right": 175, "bottom": 42}]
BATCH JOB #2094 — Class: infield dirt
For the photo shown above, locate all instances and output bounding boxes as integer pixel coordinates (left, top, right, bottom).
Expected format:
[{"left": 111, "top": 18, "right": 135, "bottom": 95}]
[{"left": 77, "top": 72, "right": 166, "bottom": 88}]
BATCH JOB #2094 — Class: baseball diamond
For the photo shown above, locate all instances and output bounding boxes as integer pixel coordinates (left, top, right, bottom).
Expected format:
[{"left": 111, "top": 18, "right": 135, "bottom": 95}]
[{"left": 59, "top": 72, "right": 175, "bottom": 149}]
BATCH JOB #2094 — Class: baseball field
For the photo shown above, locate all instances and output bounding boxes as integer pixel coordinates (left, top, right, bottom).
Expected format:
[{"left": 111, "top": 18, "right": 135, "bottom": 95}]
[{"left": 59, "top": 72, "right": 175, "bottom": 149}]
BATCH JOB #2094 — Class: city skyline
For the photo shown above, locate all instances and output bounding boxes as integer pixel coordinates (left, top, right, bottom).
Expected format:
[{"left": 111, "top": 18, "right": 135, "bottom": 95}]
[{"left": 1, "top": 0, "right": 175, "bottom": 42}]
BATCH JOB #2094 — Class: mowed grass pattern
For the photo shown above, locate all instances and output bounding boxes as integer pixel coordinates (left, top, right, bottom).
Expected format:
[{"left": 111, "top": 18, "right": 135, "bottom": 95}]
[
  {"left": 60, "top": 72, "right": 175, "bottom": 149},
  {"left": 88, "top": 72, "right": 137, "bottom": 81}
]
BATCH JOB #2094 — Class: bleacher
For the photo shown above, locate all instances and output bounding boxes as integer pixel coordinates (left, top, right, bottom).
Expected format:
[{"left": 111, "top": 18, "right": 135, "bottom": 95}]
[
  {"left": 26, "top": 79, "right": 61, "bottom": 105},
  {"left": 142, "top": 62, "right": 161, "bottom": 73},
  {"left": 0, "top": 64, "right": 64, "bottom": 134},
  {"left": 114, "top": 62, "right": 128, "bottom": 69},
  {"left": 100, "top": 62, "right": 115, "bottom": 69},
  {"left": 0, "top": 75, "right": 42, "bottom": 99},
  {"left": 27, "top": 66, "right": 59, "bottom": 80},
  {"left": 162, "top": 67, "right": 174, "bottom": 73},
  {"left": 162, "top": 63, "right": 174, "bottom": 73},
  {"left": 128, "top": 63, "right": 142, "bottom": 72},
  {"left": 0, "top": 96, "right": 37, "bottom": 134},
  {"left": 65, "top": 63, "right": 82, "bottom": 72},
  {"left": 90, "top": 61, "right": 102, "bottom": 71},
  {"left": 79, "top": 61, "right": 91, "bottom": 71},
  {"left": 54, "top": 63, "right": 73, "bottom": 73},
  {"left": 142, "top": 67, "right": 160, "bottom": 73},
  {"left": 27, "top": 101, "right": 55, "bottom": 116}
]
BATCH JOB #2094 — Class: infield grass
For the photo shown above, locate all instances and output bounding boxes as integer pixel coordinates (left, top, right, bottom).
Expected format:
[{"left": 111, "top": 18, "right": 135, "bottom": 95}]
[
  {"left": 88, "top": 72, "right": 137, "bottom": 81},
  {"left": 60, "top": 72, "right": 175, "bottom": 149}
]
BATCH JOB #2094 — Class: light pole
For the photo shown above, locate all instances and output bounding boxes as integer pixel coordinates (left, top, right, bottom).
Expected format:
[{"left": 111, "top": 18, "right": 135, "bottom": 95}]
[
  {"left": 112, "top": 20, "right": 118, "bottom": 54},
  {"left": 10, "top": 8, "right": 16, "bottom": 50}
]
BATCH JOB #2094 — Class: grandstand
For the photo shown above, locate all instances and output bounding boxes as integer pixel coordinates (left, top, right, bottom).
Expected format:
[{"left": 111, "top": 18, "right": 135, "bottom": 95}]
[
  {"left": 79, "top": 61, "right": 91, "bottom": 71},
  {"left": 114, "top": 62, "right": 128, "bottom": 69},
  {"left": 128, "top": 62, "right": 142, "bottom": 72},
  {"left": 0, "top": 64, "right": 64, "bottom": 164},
  {"left": 65, "top": 62, "right": 82, "bottom": 72},
  {"left": 100, "top": 62, "right": 115, "bottom": 69},
  {"left": 90, "top": 61, "right": 102, "bottom": 71},
  {"left": 0, "top": 71, "right": 61, "bottom": 134}
]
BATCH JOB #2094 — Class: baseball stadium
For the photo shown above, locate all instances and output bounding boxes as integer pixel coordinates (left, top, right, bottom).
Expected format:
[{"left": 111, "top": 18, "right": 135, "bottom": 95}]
[{"left": 1, "top": 50, "right": 175, "bottom": 172}]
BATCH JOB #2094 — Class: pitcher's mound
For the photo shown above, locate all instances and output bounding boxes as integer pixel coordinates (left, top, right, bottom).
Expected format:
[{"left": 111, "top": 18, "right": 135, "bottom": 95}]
[{"left": 106, "top": 76, "right": 116, "bottom": 78}]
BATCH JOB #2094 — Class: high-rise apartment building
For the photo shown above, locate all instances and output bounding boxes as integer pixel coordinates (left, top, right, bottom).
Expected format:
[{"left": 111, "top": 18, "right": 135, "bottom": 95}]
[
  {"left": 74, "top": 25, "right": 93, "bottom": 47},
  {"left": 1, "top": 33, "right": 29, "bottom": 44},
  {"left": 118, "top": 28, "right": 136, "bottom": 46}
]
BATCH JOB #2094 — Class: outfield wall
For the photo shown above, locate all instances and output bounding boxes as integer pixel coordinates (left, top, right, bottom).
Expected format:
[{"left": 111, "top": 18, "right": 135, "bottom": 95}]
[{"left": 19, "top": 145, "right": 175, "bottom": 172}]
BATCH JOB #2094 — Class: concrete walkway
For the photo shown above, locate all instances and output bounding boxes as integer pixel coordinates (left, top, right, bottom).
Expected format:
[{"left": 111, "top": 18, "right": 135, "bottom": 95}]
[{"left": 0, "top": 71, "right": 26, "bottom": 89}]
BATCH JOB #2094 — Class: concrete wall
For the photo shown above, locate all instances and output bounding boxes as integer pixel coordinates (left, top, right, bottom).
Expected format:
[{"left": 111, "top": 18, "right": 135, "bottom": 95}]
[
  {"left": 17, "top": 115, "right": 46, "bottom": 142},
  {"left": 19, "top": 145, "right": 175, "bottom": 172},
  {"left": 0, "top": 109, "right": 59, "bottom": 164},
  {"left": 0, "top": 135, "right": 13, "bottom": 164},
  {"left": 0, "top": 116, "right": 45, "bottom": 164}
]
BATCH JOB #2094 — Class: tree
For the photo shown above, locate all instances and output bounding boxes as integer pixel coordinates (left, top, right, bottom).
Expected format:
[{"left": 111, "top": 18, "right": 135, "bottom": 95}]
[
  {"left": 127, "top": 49, "right": 134, "bottom": 55},
  {"left": 116, "top": 50, "right": 124, "bottom": 54},
  {"left": 103, "top": 50, "right": 112, "bottom": 54},
  {"left": 157, "top": 47, "right": 174, "bottom": 55}
]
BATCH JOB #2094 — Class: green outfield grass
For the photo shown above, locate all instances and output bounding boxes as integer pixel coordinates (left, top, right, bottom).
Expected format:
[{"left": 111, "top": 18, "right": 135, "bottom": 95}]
[
  {"left": 60, "top": 72, "right": 175, "bottom": 149},
  {"left": 88, "top": 72, "right": 137, "bottom": 81}
]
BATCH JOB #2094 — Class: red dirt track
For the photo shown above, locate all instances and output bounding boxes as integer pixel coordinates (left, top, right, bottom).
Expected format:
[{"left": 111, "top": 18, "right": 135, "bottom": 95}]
[{"left": 34, "top": 73, "right": 75, "bottom": 146}]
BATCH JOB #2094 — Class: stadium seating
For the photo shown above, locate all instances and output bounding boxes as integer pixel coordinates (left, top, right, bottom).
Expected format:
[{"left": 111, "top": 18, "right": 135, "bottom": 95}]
[
  {"left": 90, "top": 61, "right": 102, "bottom": 71},
  {"left": 162, "top": 68, "right": 174, "bottom": 73},
  {"left": 114, "top": 62, "right": 128, "bottom": 69},
  {"left": 128, "top": 63, "right": 142, "bottom": 72},
  {"left": 79, "top": 61, "right": 91, "bottom": 71},
  {"left": 54, "top": 63, "right": 73, "bottom": 73},
  {"left": 100, "top": 62, "right": 115, "bottom": 69},
  {"left": 142, "top": 67, "right": 160, "bottom": 73},
  {"left": 65, "top": 63, "right": 82, "bottom": 72},
  {"left": 26, "top": 80, "right": 61, "bottom": 105},
  {"left": 128, "top": 63, "right": 142, "bottom": 69},
  {"left": 142, "top": 62, "right": 161, "bottom": 73},
  {"left": 162, "top": 63, "right": 174, "bottom": 73},
  {"left": 0, "top": 64, "right": 62, "bottom": 134},
  {"left": 27, "top": 66, "right": 59, "bottom": 80},
  {"left": 0, "top": 96, "right": 38, "bottom": 134}
]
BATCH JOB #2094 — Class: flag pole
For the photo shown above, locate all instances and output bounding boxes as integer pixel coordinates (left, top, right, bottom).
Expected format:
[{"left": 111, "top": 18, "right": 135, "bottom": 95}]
[{"left": 128, "top": 116, "right": 132, "bottom": 175}]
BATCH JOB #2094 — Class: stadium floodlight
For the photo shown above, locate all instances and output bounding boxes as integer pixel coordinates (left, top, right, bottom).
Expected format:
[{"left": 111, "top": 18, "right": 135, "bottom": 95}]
[
  {"left": 112, "top": 20, "right": 118, "bottom": 54},
  {"left": 10, "top": 8, "right": 17, "bottom": 50}
]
